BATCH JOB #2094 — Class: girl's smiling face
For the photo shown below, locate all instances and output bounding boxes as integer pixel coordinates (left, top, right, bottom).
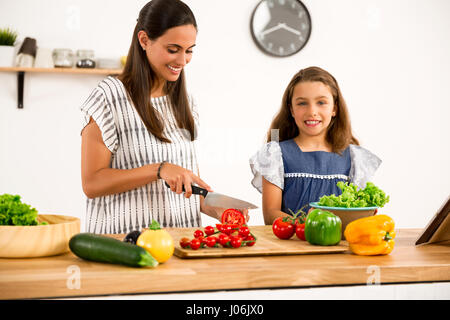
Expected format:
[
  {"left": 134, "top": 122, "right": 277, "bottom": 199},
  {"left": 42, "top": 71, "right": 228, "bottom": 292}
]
[
  {"left": 290, "top": 81, "right": 336, "bottom": 140},
  {"left": 138, "top": 24, "right": 197, "bottom": 85}
]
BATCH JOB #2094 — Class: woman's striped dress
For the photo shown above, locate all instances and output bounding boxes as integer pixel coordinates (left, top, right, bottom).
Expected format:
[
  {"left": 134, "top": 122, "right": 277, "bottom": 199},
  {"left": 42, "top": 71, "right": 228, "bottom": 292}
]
[{"left": 80, "top": 76, "right": 201, "bottom": 234}]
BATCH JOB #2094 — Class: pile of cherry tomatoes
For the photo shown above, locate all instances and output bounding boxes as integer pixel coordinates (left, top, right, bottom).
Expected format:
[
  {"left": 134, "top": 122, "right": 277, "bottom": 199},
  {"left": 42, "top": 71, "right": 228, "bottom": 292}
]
[{"left": 179, "top": 209, "right": 256, "bottom": 250}]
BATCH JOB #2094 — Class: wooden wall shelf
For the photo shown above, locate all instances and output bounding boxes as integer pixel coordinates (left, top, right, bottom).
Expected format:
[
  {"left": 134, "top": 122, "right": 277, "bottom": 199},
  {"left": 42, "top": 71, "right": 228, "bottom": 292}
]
[
  {"left": 0, "top": 67, "right": 123, "bottom": 108},
  {"left": 0, "top": 66, "right": 122, "bottom": 75}
]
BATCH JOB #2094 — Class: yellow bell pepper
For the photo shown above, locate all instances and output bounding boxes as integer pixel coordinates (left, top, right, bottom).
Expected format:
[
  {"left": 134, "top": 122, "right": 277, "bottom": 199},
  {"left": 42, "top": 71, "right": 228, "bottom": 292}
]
[
  {"left": 344, "top": 214, "right": 395, "bottom": 256},
  {"left": 137, "top": 220, "right": 174, "bottom": 263}
]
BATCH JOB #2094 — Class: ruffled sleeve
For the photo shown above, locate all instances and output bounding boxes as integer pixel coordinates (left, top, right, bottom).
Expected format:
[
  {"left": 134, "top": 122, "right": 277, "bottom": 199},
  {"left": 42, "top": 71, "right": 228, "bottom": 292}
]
[
  {"left": 348, "top": 145, "right": 381, "bottom": 189},
  {"left": 249, "top": 141, "right": 284, "bottom": 193},
  {"left": 80, "top": 86, "right": 118, "bottom": 154}
]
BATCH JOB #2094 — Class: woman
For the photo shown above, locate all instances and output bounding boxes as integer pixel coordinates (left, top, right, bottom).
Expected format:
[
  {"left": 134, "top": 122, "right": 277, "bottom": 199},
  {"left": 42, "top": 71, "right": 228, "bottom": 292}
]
[{"left": 80, "top": 0, "right": 247, "bottom": 234}]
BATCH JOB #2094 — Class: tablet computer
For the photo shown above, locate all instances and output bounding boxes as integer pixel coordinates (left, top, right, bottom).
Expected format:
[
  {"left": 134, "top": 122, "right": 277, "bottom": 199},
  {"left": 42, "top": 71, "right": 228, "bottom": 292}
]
[{"left": 415, "top": 195, "right": 450, "bottom": 246}]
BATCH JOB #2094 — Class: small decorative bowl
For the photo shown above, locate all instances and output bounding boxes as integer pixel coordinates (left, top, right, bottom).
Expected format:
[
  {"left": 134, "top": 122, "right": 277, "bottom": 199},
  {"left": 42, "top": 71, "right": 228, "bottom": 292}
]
[
  {"left": 309, "top": 202, "right": 377, "bottom": 235},
  {"left": 0, "top": 214, "right": 80, "bottom": 258}
]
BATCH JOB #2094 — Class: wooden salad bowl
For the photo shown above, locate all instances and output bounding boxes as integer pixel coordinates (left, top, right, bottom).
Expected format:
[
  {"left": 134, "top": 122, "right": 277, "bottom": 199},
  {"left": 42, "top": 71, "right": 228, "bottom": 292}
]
[{"left": 0, "top": 214, "right": 80, "bottom": 258}]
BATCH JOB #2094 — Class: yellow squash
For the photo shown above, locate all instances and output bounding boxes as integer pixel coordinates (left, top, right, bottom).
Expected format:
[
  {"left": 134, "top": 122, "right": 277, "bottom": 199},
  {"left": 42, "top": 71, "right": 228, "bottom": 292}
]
[
  {"left": 137, "top": 220, "right": 174, "bottom": 263},
  {"left": 344, "top": 214, "right": 395, "bottom": 256}
]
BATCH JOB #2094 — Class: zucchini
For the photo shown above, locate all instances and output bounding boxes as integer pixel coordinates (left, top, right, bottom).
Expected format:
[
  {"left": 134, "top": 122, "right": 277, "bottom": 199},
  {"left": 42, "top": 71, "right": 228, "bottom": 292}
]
[{"left": 69, "top": 233, "right": 158, "bottom": 268}]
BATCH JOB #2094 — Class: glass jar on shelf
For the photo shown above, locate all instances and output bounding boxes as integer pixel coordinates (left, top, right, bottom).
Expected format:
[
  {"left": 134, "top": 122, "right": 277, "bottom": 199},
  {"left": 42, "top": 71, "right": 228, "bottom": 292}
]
[
  {"left": 52, "top": 48, "right": 74, "bottom": 68},
  {"left": 76, "top": 49, "right": 96, "bottom": 68}
]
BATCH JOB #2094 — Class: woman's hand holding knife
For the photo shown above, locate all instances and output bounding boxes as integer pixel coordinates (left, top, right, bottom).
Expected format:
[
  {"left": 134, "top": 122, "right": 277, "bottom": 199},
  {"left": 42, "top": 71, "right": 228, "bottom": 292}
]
[
  {"left": 158, "top": 162, "right": 213, "bottom": 198},
  {"left": 158, "top": 162, "right": 250, "bottom": 223}
]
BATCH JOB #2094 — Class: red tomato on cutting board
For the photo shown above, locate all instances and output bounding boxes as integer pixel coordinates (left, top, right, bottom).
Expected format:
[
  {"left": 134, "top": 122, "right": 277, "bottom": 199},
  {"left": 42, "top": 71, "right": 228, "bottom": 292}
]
[
  {"left": 272, "top": 217, "right": 295, "bottom": 240},
  {"left": 221, "top": 209, "right": 245, "bottom": 226}
]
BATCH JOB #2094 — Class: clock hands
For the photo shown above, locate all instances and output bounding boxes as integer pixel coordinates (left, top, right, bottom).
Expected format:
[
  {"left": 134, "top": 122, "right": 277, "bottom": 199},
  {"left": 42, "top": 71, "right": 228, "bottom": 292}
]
[
  {"left": 282, "top": 23, "right": 301, "bottom": 36},
  {"left": 260, "top": 22, "right": 301, "bottom": 38},
  {"left": 260, "top": 23, "right": 284, "bottom": 37}
]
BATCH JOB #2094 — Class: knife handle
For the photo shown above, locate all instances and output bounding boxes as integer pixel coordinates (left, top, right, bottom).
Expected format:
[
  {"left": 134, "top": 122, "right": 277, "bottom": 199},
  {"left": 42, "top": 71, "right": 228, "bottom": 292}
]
[{"left": 164, "top": 182, "right": 208, "bottom": 197}]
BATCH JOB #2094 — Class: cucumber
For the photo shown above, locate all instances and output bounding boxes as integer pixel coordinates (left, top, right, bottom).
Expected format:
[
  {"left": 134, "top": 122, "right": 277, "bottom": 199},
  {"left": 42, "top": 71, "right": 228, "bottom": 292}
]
[{"left": 69, "top": 233, "right": 158, "bottom": 268}]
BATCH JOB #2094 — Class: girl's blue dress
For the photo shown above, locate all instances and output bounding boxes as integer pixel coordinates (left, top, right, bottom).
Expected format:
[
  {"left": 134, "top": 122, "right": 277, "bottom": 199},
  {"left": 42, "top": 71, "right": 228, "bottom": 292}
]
[{"left": 249, "top": 139, "right": 381, "bottom": 216}]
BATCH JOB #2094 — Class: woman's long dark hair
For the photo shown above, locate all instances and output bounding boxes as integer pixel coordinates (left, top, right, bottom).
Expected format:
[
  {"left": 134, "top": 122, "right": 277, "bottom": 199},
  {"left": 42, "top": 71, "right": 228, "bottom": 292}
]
[
  {"left": 119, "top": 0, "right": 197, "bottom": 143},
  {"left": 267, "top": 66, "right": 359, "bottom": 153}
]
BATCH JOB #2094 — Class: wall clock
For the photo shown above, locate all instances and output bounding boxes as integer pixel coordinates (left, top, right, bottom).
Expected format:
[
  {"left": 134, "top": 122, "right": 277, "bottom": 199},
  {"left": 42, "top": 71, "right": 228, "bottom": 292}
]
[{"left": 250, "top": 0, "right": 312, "bottom": 57}]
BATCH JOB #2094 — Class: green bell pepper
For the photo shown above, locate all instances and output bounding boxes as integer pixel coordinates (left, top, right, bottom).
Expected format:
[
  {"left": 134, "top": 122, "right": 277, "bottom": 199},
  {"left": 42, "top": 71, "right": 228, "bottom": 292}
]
[{"left": 305, "top": 209, "right": 342, "bottom": 246}]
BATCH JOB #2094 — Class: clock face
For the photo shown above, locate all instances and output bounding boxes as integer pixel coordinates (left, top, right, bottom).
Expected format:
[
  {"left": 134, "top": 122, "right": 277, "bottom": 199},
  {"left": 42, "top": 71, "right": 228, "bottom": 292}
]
[{"left": 251, "top": 0, "right": 312, "bottom": 57}]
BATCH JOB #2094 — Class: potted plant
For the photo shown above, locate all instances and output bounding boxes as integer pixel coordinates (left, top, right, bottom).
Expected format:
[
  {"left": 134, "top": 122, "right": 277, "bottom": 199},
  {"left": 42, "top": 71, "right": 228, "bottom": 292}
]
[{"left": 0, "top": 27, "right": 18, "bottom": 67}]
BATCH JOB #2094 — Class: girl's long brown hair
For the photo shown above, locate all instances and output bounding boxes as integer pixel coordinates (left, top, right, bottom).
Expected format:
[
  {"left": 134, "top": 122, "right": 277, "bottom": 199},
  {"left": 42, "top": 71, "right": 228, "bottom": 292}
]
[
  {"left": 267, "top": 66, "right": 359, "bottom": 153},
  {"left": 118, "top": 0, "right": 197, "bottom": 143}
]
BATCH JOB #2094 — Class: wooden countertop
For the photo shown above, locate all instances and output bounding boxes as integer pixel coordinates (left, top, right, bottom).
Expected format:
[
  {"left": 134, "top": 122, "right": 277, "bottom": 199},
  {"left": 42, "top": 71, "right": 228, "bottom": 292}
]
[{"left": 1, "top": 227, "right": 449, "bottom": 299}]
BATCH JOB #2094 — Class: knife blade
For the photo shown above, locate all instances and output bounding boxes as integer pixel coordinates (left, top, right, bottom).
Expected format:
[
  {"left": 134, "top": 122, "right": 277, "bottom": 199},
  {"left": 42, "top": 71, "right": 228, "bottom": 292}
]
[{"left": 164, "top": 182, "right": 258, "bottom": 210}]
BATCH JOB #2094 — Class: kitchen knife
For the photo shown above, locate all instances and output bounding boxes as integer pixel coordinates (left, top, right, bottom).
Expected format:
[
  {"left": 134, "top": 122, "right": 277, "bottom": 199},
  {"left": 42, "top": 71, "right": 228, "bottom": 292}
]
[{"left": 164, "top": 182, "right": 258, "bottom": 210}]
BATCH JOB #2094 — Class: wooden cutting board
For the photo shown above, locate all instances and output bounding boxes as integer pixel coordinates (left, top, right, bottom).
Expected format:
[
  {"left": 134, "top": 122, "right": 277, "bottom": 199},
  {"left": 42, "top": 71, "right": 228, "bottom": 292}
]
[{"left": 168, "top": 225, "right": 348, "bottom": 258}]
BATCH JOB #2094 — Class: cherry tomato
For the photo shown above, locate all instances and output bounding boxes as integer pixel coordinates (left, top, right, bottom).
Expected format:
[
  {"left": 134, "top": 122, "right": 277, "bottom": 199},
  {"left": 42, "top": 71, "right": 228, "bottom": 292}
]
[
  {"left": 190, "top": 238, "right": 201, "bottom": 250},
  {"left": 198, "top": 236, "right": 206, "bottom": 247},
  {"left": 221, "top": 209, "right": 245, "bottom": 226},
  {"left": 295, "top": 223, "right": 306, "bottom": 241},
  {"left": 221, "top": 224, "right": 234, "bottom": 235},
  {"left": 238, "top": 226, "right": 250, "bottom": 238},
  {"left": 272, "top": 217, "right": 295, "bottom": 240},
  {"left": 205, "top": 236, "right": 217, "bottom": 247},
  {"left": 216, "top": 223, "right": 239, "bottom": 233},
  {"left": 218, "top": 233, "right": 230, "bottom": 246},
  {"left": 245, "top": 235, "right": 256, "bottom": 246},
  {"left": 204, "top": 225, "right": 215, "bottom": 236},
  {"left": 179, "top": 237, "right": 191, "bottom": 248},
  {"left": 230, "top": 236, "right": 243, "bottom": 248},
  {"left": 193, "top": 229, "right": 204, "bottom": 238}
]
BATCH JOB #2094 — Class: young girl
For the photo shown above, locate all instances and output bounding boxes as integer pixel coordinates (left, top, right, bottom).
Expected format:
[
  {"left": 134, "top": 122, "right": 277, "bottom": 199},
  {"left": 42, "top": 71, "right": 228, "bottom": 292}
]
[
  {"left": 81, "top": 0, "right": 248, "bottom": 234},
  {"left": 250, "top": 66, "right": 381, "bottom": 224}
]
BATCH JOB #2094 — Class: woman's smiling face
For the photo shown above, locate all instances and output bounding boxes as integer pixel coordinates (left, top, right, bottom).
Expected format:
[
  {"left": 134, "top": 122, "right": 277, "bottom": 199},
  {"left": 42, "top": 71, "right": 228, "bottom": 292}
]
[
  {"left": 290, "top": 81, "right": 336, "bottom": 139},
  {"left": 138, "top": 24, "right": 197, "bottom": 84}
]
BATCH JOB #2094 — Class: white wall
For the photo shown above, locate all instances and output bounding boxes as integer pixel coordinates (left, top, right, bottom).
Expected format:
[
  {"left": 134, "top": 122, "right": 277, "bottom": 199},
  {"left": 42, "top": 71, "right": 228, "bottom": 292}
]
[{"left": 1, "top": 0, "right": 449, "bottom": 231}]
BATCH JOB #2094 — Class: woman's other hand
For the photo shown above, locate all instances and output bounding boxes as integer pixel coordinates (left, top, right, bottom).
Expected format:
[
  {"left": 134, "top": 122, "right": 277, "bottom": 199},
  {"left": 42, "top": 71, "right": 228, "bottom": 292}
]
[{"left": 240, "top": 208, "right": 250, "bottom": 223}]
